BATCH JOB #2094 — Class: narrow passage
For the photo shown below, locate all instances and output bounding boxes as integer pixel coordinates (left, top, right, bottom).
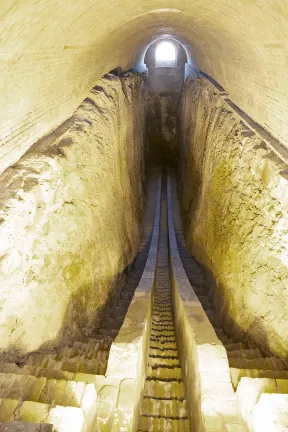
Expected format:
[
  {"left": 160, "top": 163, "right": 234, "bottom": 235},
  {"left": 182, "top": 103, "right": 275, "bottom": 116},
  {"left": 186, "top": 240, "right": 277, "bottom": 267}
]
[{"left": 138, "top": 173, "right": 190, "bottom": 431}]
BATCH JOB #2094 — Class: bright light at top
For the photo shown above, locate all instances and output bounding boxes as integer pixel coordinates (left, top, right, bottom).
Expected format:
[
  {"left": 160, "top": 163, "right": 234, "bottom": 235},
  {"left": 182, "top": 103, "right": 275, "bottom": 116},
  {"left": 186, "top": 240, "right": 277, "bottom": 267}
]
[{"left": 155, "top": 41, "right": 176, "bottom": 62}]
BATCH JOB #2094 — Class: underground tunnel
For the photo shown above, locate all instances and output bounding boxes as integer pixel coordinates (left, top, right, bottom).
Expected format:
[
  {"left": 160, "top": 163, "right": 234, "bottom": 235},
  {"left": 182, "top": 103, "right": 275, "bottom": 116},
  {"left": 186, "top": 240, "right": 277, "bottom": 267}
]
[{"left": 0, "top": 1, "right": 288, "bottom": 431}]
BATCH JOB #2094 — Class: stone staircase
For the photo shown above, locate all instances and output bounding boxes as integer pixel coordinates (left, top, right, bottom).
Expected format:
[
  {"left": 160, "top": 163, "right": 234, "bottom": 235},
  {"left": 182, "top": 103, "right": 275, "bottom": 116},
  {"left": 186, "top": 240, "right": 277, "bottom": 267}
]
[
  {"left": 0, "top": 374, "right": 97, "bottom": 429},
  {"left": 0, "top": 233, "right": 152, "bottom": 431},
  {"left": 138, "top": 177, "right": 190, "bottom": 431},
  {"left": 0, "top": 169, "right": 161, "bottom": 431},
  {"left": 175, "top": 229, "right": 288, "bottom": 431},
  {"left": 0, "top": 169, "right": 286, "bottom": 431}
]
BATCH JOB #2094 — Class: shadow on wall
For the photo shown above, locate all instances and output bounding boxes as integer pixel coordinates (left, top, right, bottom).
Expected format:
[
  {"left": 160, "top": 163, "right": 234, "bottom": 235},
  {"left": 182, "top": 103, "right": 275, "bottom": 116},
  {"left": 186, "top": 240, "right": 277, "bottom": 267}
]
[
  {"left": 2, "top": 263, "right": 132, "bottom": 365},
  {"left": 193, "top": 246, "right": 280, "bottom": 359},
  {"left": 0, "top": 71, "right": 148, "bottom": 361},
  {"left": 179, "top": 76, "right": 288, "bottom": 361},
  {"left": 145, "top": 39, "right": 187, "bottom": 166}
]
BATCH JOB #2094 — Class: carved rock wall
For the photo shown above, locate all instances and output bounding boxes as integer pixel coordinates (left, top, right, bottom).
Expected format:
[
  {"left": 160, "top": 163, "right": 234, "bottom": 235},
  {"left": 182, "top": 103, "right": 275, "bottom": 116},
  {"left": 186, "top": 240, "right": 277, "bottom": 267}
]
[
  {"left": 0, "top": 72, "right": 148, "bottom": 357},
  {"left": 180, "top": 77, "right": 288, "bottom": 359}
]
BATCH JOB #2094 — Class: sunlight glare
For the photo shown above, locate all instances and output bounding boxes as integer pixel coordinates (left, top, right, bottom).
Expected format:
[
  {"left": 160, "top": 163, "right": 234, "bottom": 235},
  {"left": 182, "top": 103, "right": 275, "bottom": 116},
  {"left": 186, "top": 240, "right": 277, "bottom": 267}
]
[{"left": 155, "top": 41, "right": 176, "bottom": 62}]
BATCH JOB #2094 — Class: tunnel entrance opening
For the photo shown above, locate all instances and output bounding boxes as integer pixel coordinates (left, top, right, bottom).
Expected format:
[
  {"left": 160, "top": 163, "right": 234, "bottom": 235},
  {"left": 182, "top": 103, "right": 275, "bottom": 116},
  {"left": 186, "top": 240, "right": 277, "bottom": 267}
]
[
  {"left": 155, "top": 41, "right": 176, "bottom": 67},
  {"left": 144, "top": 39, "right": 187, "bottom": 166}
]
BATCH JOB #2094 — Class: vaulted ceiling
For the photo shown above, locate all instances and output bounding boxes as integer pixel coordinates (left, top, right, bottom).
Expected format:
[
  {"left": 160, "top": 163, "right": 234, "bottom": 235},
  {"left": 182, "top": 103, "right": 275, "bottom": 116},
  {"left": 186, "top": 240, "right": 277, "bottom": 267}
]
[{"left": 1, "top": 0, "right": 288, "bottom": 173}]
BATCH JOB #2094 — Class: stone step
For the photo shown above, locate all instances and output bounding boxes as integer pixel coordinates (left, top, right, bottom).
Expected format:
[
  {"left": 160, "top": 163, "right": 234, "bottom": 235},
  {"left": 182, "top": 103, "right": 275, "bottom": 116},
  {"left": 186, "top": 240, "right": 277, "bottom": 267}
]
[
  {"left": 153, "top": 305, "right": 172, "bottom": 309},
  {"left": 150, "top": 329, "right": 175, "bottom": 337},
  {"left": 150, "top": 334, "right": 176, "bottom": 342},
  {"left": 150, "top": 328, "right": 176, "bottom": 337},
  {"left": 149, "top": 357, "right": 180, "bottom": 368},
  {"left": 226, "top": 348, "right": 262, "bottom": 359},
  {"left": 0, "top": 363, "right": 74, "bottom": 382},
  {"left": 138, "top": 415, "right": 190, "bottom": 431},
  {"left": 148, "top": 366, "right": 182, "bottom": 380},
  {"left": 152, "top": 321, "right": 174, "bottom": 327},
  {"left": 26, "top": 356, "right": 107, "bottom": 376},
  {"left": 88, "top": 334, "right": 114, "bottom": 343},
  {"left": 0, "top": 398, "right": 86, "bottom": 431},
  {"left": 230, "top": 367, "right": 288, "bottom": 389},
  {"left": 0, "top": 364, "right": 110, "bottom": 391},
  {"left": 141, "top": 397, "right": 188, "bottom": 418},
  {"left": 149, "top": 340, "right": 177, "bottom": 350},
  {"left": 153, "top": 308, "right": 173, "bottom": 313},
  {"left": 150, "top": 338, "right": 177, "bottom": 351},
  {"left": 152, "top": 317, "right": 173, "bottom": 323},
  {"left": 153, "top": 298, "right": 171, "bottom": 302},
  {"left": 0, "top": 373, "right": 97, "bottom": 413},
  {"left": 151, "top": 324, "right": 175, "bottom": 331},
  {"left": 229, "top": 357, "right": 285, "bottom": 371},
  {"left": 225, "top": 342, "right": 246, "bottom": 351},
  {"left": 218, "top": 335, "right": 233, "bottom": 344},
  {"left": 252, "top": 393, "right": 288, "bottom": 431},
  {"left": 149, "top": 348, "right": 178, "bottom": 358},
  {"left": 152, "top": 316, "right": 174, "bottom": 322},
  {"left": 236, "top": 377, "right": 288, "bottom": 429},
  {"left": 143, "top": 380, "right": 185, "bottom": 400},
  {"left": 153, "top": 297, "right": 171, "bottom": 301},
  {"left": 153, "top": 292, "right": 170, "bottom": 297},
  {"left": 97, "top": 328, "right": 119, "bottom": 337},
  {"left": 28, "top": 347, "right": 109, "bottom": 364},
  {"left": 151, "top": 324, "right": 174, "bottom": 331},
  {"left": 154, "top": 286, "right": 170, "bottom": 291},
  {"left": 72, "top": 337, "right": 113, "bottom": 350}
]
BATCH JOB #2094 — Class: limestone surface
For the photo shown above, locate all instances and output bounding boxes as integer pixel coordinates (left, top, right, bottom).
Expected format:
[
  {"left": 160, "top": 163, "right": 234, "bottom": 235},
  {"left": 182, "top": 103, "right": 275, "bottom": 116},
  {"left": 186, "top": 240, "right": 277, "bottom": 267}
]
[
  {"left": 0, "top": 72, "right": 148, "bottom": 357},
  {"left": 1, "top": 1, "right": 288, "bottom": 173},
  {"left": 179, "top": 77, "right": 288, "bottom": 360}
]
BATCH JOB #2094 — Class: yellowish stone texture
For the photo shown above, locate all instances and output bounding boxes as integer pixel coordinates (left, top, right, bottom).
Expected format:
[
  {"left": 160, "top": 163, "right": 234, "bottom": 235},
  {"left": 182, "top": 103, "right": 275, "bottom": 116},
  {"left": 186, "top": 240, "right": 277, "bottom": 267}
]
[
  {"left": 0, "top": 73, "right": 148, "bottom": 356},
  {"left": 179, "top": 77, "right": 288, "bottom": 360},
  {"left": 1, "top": 1, "right": 288, "bottom": 174},
  {"left": 168, "top": 175, "right": 246, "bottom": 432}
]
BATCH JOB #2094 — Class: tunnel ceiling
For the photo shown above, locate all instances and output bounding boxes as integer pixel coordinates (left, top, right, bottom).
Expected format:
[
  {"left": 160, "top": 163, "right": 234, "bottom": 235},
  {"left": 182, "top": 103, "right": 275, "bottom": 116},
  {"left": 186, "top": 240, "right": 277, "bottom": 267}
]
[{"left": 1, "top": 0, "right": 288, "bottom": 173}]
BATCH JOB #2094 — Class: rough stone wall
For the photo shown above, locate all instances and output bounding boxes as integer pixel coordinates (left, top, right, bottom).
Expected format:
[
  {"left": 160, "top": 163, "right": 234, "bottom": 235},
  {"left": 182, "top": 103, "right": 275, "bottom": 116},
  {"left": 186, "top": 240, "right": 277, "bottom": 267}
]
[
  {"left": 145, "top": 41, "right": 186, "bottom": 165},
  {"left": 179, "top": 77, "right": 288, "bottom": 360},
  {"left": 147, "top": 92, "right": 179, "bottom": 165},
  {"left": 0, "top": 72, "right": 148, "bottom": 357}
]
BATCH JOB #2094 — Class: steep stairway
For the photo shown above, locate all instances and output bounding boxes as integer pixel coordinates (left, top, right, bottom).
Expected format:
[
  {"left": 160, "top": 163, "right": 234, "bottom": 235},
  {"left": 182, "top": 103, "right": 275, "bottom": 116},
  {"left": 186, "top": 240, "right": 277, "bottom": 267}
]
[
  {"left": 0, "top": 174, "right": 157, "bottom": 431},
  {"left": 97, "top": 230, "right": 152, "bottom": 341},
  {"left": 138, "top": 175, "right": 190, "bottom": 431},
  {"left": 171, "top": 177, "right": 288, "bottom": 431},
  {"left": 0, "top": 169, "right": 287, "bottom": 431},
  {"left": 0, "top": 238, "right": 151, "bottom": 430}
]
